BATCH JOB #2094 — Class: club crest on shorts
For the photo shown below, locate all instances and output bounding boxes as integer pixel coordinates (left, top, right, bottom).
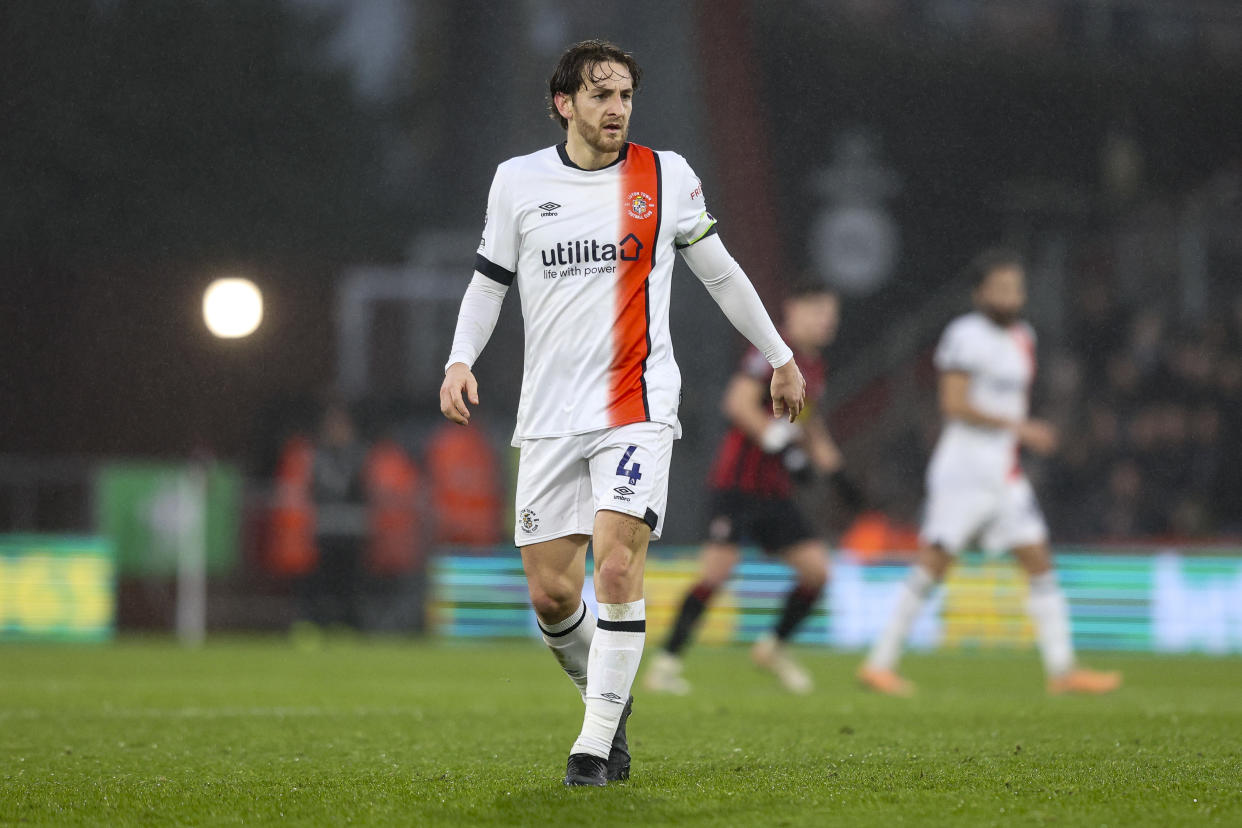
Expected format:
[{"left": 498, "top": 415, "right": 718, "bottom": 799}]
[
  {"left": 518, "top": 508, "right": 540, "bottom": 534},
  {"left": 625, "top": 191, "right": 654, "bottom": 220}
]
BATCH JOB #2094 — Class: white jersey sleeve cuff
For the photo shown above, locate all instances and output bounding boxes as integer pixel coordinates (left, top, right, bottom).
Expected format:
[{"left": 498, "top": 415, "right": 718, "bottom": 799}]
[
  {"left": 680, "top": 234, "right": 793, "bottom": 368},
  {"left": 444, "top": 272, "right": 508, "bottom": 372}
]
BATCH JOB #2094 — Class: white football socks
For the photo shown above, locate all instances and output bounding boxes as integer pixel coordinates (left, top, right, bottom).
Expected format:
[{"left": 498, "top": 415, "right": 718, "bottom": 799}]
[
  {"left": 571, "top": 599, "right": 645, "bottom": 760},
  {"left": 1027, "top": 571, "right": 1075, "bottom": 677},
  {"left": 866, "top": 566, "right": 936, "bottom": 671},
  {"left": 538, "top": 602, "right": 597, "bottom": 700}
]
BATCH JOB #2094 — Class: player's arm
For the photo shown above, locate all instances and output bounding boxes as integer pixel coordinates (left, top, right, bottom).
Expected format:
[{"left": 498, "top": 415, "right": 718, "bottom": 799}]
[
  {"left": 801, "top": 410, "right": 867, "bottom": 509},
  {"left": 440, "top": 273, "right": 508, "bottom": 425},
  {"left": 800, "top": 411, "right": 843, "bottom": 474},
  {"left": 721, "top": 372, "right": 808, "bottom": 464},
  {"left": 939, "top": 371, "right": 1057, "bottom": 454},
  {"left": 440, "top": 163, "right": 518, "bottom": 426},
  {"left": 681, "top": 234, "right": 804, "bottom": 422},
  {"left": 721, "top": 374, "right": 779, "bottom": 441}
]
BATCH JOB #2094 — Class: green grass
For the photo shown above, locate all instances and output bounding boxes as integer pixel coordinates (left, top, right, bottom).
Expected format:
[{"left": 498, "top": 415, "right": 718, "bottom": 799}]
[{"left": 1, "top": 640, "right": 1239, "bottom": 826}]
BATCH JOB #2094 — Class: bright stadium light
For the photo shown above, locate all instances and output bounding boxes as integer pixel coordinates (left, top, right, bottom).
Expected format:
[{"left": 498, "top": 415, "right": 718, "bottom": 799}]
[{"left": 203, "top": 277, "right": 263, "bottom": 339}]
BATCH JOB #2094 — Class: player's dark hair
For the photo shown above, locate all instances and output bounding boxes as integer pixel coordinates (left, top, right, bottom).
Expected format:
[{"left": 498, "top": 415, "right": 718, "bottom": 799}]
[
  {"left": 547, "top": 39, "right": 642, "bottom": 130},
  {"left": 964, "top": 247, "right": 1024, "bottom": 288}
]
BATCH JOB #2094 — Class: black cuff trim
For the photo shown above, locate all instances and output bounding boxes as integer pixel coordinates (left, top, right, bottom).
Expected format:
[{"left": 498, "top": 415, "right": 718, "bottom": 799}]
[
  {"left": 675, "top": 224, "right": 719, "bottom": 249},
  {"left": 642, "top": 508, "right": 659, "bottom": 531},
  {"left": 538, "top": 603, "right": 586, "bottom": 638},
  {"left": 597, "top": 618, "right": 646, "bottom": 633},
  {"left": 475, "top": 253, "right": 515, "bottom": 286}
]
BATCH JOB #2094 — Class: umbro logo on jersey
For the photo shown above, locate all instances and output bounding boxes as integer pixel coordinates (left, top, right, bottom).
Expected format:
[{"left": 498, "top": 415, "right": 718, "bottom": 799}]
[{"left": 538, "top": 201, "right": 561, "bottom": 216}]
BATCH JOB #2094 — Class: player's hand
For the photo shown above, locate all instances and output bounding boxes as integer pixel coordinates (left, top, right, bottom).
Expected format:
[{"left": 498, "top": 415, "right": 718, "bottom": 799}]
[
  {"left": 1016, "top": 419, "right": 1058, "bottom": 455},
  {"left": 439, "top": 362, "right": 479, "bottom": 425},
  {"left": 770, "top": 360, "right": 806, "bottom": 423}
]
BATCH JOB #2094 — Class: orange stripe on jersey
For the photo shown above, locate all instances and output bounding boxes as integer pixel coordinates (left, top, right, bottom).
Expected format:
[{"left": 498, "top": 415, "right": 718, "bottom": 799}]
[
  {"left": 1010, "top": 326, "right": 1036, "bottom": 374},
  {"left": 608, "top": 144, "right": 661, "bottom": 426}
]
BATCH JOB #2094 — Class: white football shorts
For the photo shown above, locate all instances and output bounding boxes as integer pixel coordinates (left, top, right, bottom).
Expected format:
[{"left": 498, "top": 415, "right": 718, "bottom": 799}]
[
  {"left": 920, "top": 474, "right": 1048, "bottom": 556},
  {"left": 513, "top": 421, "right": 675, "bottom": 547}
]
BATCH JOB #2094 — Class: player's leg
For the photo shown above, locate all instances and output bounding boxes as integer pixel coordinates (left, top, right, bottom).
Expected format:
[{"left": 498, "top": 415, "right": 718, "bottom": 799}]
[
  {"left": 858, "top": 542, "right": 953, "bottom": 696},
  {"left": 646, "top": 539, "right": 740, "bottom": 695},
  {"left": 1010, "top": 547, "right": 1122, "bottom": 695},
  {"left": 1012, "top": 543, "right": 1073, "bottom": 682},
  {"left": 564, "top": 423, "right": 674, "bottom": 785},
  {"left": 515, "top": 435, "right": 597, "bottom": 702},
  {"left": 673, "top": 541, "right": 743, "bottom": 650},
  {"left": 751, "top": 507, "right": 831, "bottom": 694},
  {"left": 521, "top": 535, "right": 593, "bottom": 697},
  {"left": 859, "top": 483, "right": 991, "bottom": 695},
  {"left": 773, "top": 539, "right": 830, "bottom": 642},
  {"left": 1000, "top": 476, "right": 1119, "bottom": 694},
  {"left": 564, "top": 508, "right": 649, "bottom": 784}
]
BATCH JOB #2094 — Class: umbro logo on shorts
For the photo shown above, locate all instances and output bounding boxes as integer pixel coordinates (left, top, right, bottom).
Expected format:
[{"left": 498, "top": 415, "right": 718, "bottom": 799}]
[
  {"left": 539, "top": 201, "right": 560, "bottom": 216},
  {"left": 613, "top": 486, "right": 635, "bottom": 496}
]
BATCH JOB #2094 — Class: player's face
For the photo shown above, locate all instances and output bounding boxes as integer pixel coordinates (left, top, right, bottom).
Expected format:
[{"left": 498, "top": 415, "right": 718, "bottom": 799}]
[
  {"left": 787, "top": 293, "right": 840, "bottom": 349},
  {"left": 975, "top": 265, "right": 1026, "bottom": 326},
  {"left": 566, "top": 62, "right": 632, "bottom": 154}
]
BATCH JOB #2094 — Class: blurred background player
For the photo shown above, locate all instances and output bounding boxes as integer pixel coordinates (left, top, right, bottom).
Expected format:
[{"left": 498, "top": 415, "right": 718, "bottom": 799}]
[
  {"left": 646, "top": 283, "right": 852, "bottom": 695},
  {"left": 858, "top": 249, "right": 1122, "bottom": 697},
  {"left": 298, "top": 399, "right": 369, "bottom": 633}
]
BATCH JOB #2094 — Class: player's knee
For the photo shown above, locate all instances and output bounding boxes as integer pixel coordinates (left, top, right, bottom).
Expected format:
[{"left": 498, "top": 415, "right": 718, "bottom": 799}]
[
  {"left": 918, "top": 545, "right": 952, "bottom": 581},
  {"left": 800, "top": 563, "right": 829, "bottom": 592},
  {"left": 1016, "top": 544, "right": 1053, "bottom": 576},
  {"left": 787, "top": 542, "right": 829, "bottom": 590},
  {"left": 700, "top": 547, "right": 739, "bottom": 586},
  {"left": 527, "top": 578, "right": 579, "bottom": 623},
  {"left": 594, "top": 551, "right": 640, "bottom": 597}
]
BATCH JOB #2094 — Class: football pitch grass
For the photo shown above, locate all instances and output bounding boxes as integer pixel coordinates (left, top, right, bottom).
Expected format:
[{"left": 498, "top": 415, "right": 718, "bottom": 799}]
[{"left": 1, "top": 639, "right": 1239, "bottom": 826}]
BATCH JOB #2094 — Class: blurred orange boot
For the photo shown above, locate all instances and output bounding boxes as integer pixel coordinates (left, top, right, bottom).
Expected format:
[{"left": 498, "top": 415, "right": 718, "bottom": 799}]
[
  {"left": 857, "top": 665, "right": 915, "bottom": 697},
  {"left": 1047, "top": 668, "right": 1122, "bottom": 695}
]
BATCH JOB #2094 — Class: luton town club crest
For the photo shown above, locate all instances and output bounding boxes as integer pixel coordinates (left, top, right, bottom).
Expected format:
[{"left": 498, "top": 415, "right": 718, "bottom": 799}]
[
  {"left": 626, "top": 191, "right": 654, "bottom": 220},
  {"left": 519, "top": 509, "right": 540, "bottom": 534}
]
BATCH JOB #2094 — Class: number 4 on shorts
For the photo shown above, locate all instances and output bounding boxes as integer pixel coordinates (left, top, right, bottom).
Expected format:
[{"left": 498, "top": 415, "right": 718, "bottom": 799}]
[{"left": 616, "top": 445, "right": 642, "bottom": 486}]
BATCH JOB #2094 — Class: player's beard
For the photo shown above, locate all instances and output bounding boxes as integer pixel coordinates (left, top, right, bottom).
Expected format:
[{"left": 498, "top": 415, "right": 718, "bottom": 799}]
[
  {"left": 983, "top": 306, "right": 1022, "bottom": 327},
  {"left": 577, "top": 117, "right": 628, "bottom": 156}
]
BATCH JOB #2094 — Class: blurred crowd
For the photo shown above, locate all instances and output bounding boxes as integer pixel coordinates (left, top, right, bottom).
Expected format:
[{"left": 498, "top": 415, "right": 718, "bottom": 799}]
[
  {"left": 828, "top": 0, "right": 1242, "bottom": 66},
  {"left": 1040, "top": 287, "right": 1242, "bottom": 540}
]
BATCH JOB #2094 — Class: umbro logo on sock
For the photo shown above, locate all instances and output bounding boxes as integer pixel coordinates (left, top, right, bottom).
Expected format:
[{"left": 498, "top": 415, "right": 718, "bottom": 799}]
[{"left": 600, "top": 692, "right": 623, "bottom": 702}]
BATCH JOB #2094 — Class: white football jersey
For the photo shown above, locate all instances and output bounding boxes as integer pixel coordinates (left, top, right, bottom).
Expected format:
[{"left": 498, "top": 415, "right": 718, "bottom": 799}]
[
  {"left": 927, "top": 311, "right": 1036, "bottom": 488},
  {"left": 475, "top": 142, "right": 717, "bottom": 446}
]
